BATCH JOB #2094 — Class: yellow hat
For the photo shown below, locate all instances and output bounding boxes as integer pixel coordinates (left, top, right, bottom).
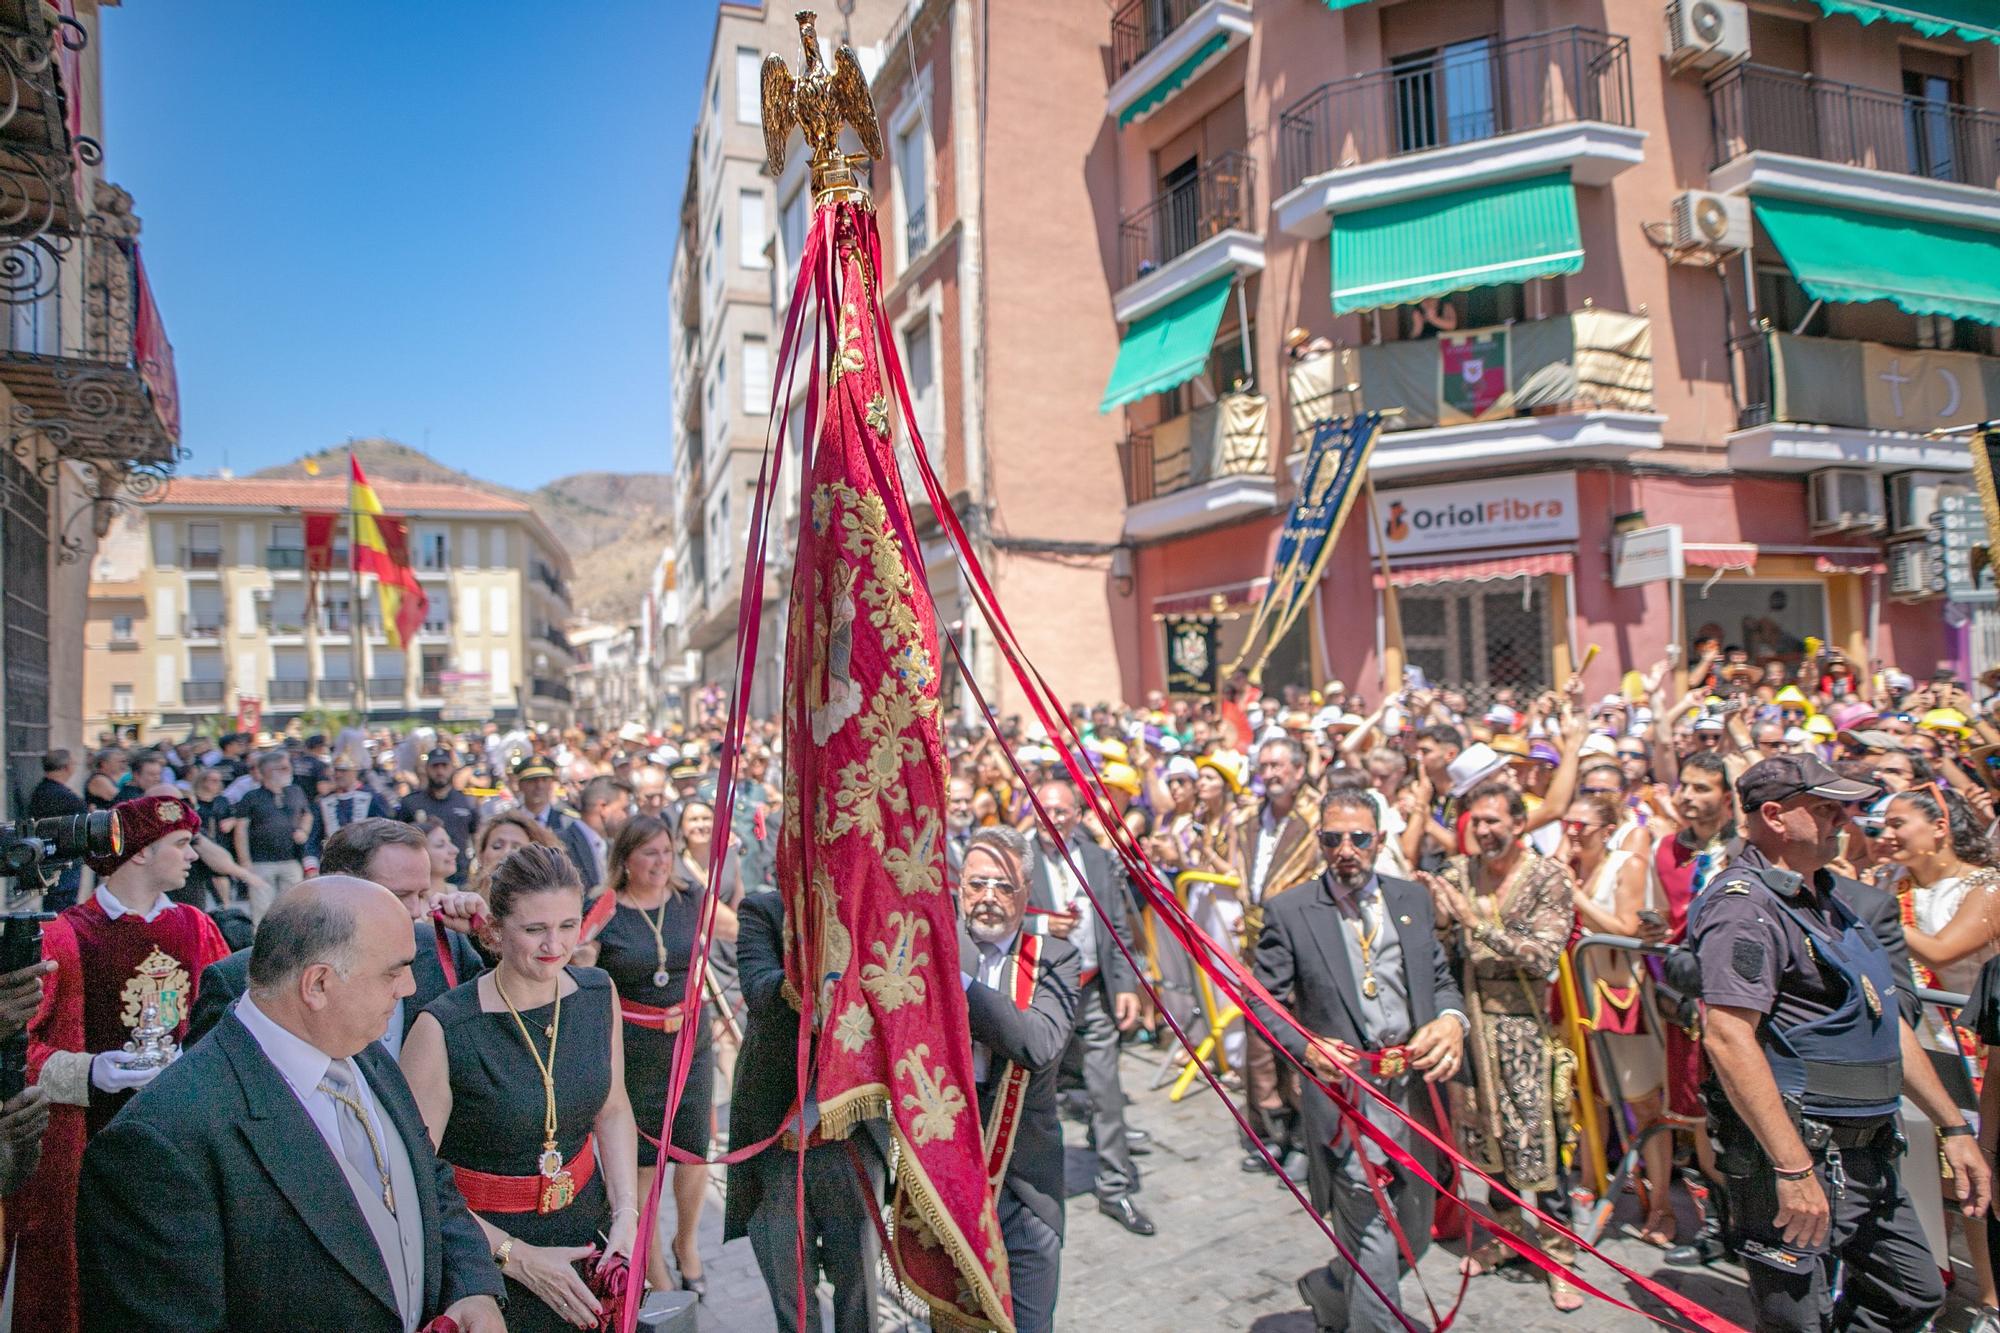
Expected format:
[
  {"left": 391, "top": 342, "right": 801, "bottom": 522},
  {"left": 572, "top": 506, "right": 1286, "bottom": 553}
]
[
  {"left": 1774, "top": 686, "right": 1811, "bottom": 709},
  {"left": 1100, "top": 762, "right": 1141, "bottom": 797},
  {"left": 1089, "top": 737, "right": 1130, "bottom": 764},
  {"left": 1804, "top": 715, "right": 1836, "bottom": 739},
  {"left": 1196, "top": 754, "right": 1244, "bottom": 796},
  {"left": 1920, "top": 707, "right": 1973, "bottom": 737}
]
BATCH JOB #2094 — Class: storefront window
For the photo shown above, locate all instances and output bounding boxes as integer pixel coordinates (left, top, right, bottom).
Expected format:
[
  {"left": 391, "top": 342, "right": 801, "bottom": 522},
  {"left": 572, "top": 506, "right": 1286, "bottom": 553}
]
[
  {"left": 1398, "top": 580, "right": 1549, "bottom": 708},
  {"left": 1683, "top": 580, "right": 1827, "bottom": 664}
]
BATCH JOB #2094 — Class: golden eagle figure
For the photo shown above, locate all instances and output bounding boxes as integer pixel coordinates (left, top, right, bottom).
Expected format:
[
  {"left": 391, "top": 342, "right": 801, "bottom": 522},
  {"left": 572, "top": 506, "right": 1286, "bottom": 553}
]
[{"left": 761, "top": 10, "right": 882, "bottom": 197}]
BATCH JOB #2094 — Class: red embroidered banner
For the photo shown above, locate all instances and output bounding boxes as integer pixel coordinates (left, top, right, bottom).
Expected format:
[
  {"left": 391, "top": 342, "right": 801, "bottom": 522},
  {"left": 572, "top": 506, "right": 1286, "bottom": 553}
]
[{"left": 777, "top": 200, "right": 1010, "bottom": 1331}]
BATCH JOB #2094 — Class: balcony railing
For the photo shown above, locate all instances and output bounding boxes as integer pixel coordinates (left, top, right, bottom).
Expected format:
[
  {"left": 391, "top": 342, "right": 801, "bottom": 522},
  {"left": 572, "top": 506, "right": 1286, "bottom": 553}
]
[
  {"left": 0, "top": 197, "right": 179, "bottom": 469},
  {"left": 1120, "top": 152, "right": 1255, "bottom": 288},
  {"left": 1117, "top": 391, "right": 1270, "bottom": 505},
  {"left": 1277, "top": 27, "right": 1635, "bottom": 194},
  {"left": 531, "top": 676, "right": 573, "bottom": 704},
  {"left": 420, "top": 673, "right": 444, "bottom": 697},
  {"left": 266, "top": 679, "right": 310, "bottom": 703},
  {"left": 181, "top": 680, "right": 225, "bottom": 706},
  {"left": 905, "top": 203, "right": 929, "bottom": 260},
  {"left": 0, "top": 0, "right": 94, "bottom": 246},
  {"left": 1708, "top": 63, "right": 2000, "bottom": 191},
  {"left": 265, "top": 545, "right": 306, "bottom": 570},
  {"left": 1110, "top": 0, "right": 1209, "bottom": 80},
  {"left": 181, "top": 612, "right": 224, "bottom": 639},
  {"left": 366, "top": 676, "right": 404, "bottom": 701},
  {"left": 181, "top": 547, "right": 221, "bottom": 569}
]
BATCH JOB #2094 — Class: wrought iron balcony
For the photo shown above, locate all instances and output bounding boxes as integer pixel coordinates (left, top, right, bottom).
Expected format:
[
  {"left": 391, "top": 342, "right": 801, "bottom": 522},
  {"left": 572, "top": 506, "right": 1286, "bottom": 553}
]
[
  {"left": 1118, "top": 392, "right": 1270, "bottom": 505},
  {"left": 180, "top": 546, "right": 222, "bottom": 570},
  {"left": 266, "top": 679, "right": 310, "bottom": 703},
  {"left": 181, "top": 680, "right": 225, "bottom": 706},
  {"left": 366, "top": 676, "right": 404, "bottom": 701},
  {"left": 180, "top": 612, "right": 224, "bottom": 640},
  {"left": 0, "top": 0, "right": 95, "bottom": 246},
  {"left": 1120, "top": 152, "right": 1255, "bottom": 288},
  {"left": 0, "top": 188, "right": 180, "bottom": 478},
  {"left": 531, "top": 676, "right": 573, "bottom": 704},
  {"left": 1111, "top": 0, "right": 1209, "bottom": 79},
  {"left": 265, "top": 545, "right": 306, "bottom": 570},
  {"left": 1277, "top": 27, "right": 1635, "bottom": 194},
  {"left": 1708, "top": 63, "right": 2000, "bottom": 191}
]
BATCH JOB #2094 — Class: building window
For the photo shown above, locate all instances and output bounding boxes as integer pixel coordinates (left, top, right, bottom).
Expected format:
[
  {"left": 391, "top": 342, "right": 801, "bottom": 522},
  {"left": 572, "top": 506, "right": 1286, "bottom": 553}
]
[
  {"left": 736, "top": 46, "right": 762, "bottom": 124},
  {"left": 742, "top": 335, "right": 770, "bottom": 415},
  {"left": 739, "top": 189, "right": 769, "bottom": 270},
  {"left": 422, "top": 586, "right": 451, "bottom": 634},
  {"left": 902, "top": 316, "right": 939, "bottom": 450},
  {"left": 111, "top": 683, "right": 132, "bottom": 714},
  {"left": 186, "top": 521, "right": 222, "bottom": 569},
  {"left": 712, "top": 214, "right": 723, "bottom": 260},
  {"left": 894, "top": 117, "right": 929, "bottom": 261},
  {"left": 709, "top": 72, "right": 720, "bottom": 115},
  {"left": 1391, "top": 37, "right": 1497, "bottom": 155},
  {"left": 417, "top": 529, "right": 449, "bottom": 569},
  {"left": 780, "top": 186, "right": 808, "bottom": 279},
  {"left": 1903, "top": 60, "right": 1966, "bottom": 183},
  {"left": 111, "top": 614, "right": 134, "bottom": 642}
]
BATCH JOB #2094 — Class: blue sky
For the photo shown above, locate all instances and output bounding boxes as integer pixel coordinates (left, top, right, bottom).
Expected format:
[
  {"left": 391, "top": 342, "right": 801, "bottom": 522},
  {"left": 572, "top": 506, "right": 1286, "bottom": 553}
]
[{"left": 100, "top": 0, "right": 714, "bottom": 487}]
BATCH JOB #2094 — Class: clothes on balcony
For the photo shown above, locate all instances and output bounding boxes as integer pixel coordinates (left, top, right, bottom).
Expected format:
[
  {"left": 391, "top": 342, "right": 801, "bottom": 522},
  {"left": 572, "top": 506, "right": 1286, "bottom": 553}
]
[
  {"left": 1755, "top": 198, "right": 2000, "bottom": 328},
  {"left": 1101, "top": 274, "right": 1236, "bottom": 411},
  {"left": 1330, "top": 171, "right": 1583, "bottom": 315}
]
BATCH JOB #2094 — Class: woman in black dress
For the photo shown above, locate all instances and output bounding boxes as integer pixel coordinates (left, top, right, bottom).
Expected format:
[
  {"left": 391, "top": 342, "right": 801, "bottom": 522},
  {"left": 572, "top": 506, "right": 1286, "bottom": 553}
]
[
  {"left": 587, "top": 812, "right": 738, "bottom": 1297},
  {"left": 402, "top": 845, "right": 641, "bottom": 1330}
]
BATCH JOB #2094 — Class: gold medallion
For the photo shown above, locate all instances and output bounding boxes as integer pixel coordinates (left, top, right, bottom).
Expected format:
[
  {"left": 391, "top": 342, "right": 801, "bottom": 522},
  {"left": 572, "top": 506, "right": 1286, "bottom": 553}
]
[
  {"left": 1377, "top": 1047, "right": 1408, "bottom": 1079},
  {"left": 1361, "top": 975, "right": 1379, "bottom": 1000},
  {"left": 1861, "top": 974, "right": 1882, "bottom": 1019}
]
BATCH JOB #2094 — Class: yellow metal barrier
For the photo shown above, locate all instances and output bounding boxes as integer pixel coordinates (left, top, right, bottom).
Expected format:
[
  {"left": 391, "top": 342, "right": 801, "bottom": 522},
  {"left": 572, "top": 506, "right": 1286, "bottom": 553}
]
[{"left": 1168, "top": 869, "right": 1244, "bottom": 1102}]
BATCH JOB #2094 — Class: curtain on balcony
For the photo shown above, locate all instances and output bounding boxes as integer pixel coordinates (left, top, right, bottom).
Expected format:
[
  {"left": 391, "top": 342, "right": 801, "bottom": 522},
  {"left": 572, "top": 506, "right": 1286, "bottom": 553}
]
[
  {"left": 1803, "top": 0, "right": 2000, "bottom": 45},
  {"left": 1101, "top": 275, "right": 1236, "bottom": 411},
  {"left": 1329, "top": 171, "right": 1584, "bottom": 315},
  {"left": 1753, "top": 198, "right": 2000, "bottom": 327}
]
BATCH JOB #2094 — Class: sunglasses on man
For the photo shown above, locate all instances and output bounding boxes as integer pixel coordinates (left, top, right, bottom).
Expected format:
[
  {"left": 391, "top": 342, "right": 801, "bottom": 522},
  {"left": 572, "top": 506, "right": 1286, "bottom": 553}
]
[{"left": 1317, "top": 829, "right": 1377, "bottom": 851}]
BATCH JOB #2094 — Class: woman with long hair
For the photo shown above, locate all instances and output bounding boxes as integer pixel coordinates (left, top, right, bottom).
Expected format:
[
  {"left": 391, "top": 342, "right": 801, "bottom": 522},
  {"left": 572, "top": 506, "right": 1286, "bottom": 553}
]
[
  {"left": 1560, "top": 790, "right": 1673, "bottom": 1248},
  {"left": 587, "top": 813, "right": 739, "bottom": 1298},
  {"left": 420, "top": 818, "right": 457, "bottom": 898},
  {"left": 1885, "top": 784, "right": 2000, "bottom": 1323},
  {"left": 401, "top": 845, "right": 640, "bottom": 1331}
]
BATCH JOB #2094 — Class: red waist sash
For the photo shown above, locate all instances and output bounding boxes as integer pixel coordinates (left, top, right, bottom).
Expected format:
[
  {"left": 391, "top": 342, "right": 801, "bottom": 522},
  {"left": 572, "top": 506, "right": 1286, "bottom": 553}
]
[
  {"left": 453, "top": 1134, "right": 596, "bottom": 1215},
  {"left": 620, "top": 998, "right": 687, "bottom": 1032}
]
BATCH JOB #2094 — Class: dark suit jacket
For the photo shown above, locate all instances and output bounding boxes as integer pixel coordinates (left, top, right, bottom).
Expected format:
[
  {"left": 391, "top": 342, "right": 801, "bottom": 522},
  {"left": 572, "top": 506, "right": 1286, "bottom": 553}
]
[
  {"left": 1028, "top": 835, "right": 1136, "bottom": 997},
  {"left": 968, "top": 931, "right": 1080, "bottom": 1234},
  {"left": 558, "top": 816, "right": 602, "bottom": 889},
  {"left": 76, "top": 1011, "right": 504, "bottom": 1332},
  {"left": 1246, "top": 871, "right": 1465, "bottom": 1214},
  {"left": 187, "top": 926, "right": 485, "bottom": 1049}
]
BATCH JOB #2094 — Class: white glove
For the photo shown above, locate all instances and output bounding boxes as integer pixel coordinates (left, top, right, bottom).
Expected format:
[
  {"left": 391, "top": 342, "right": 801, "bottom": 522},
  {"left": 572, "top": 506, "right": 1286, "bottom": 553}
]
[{"left": 90, "top": 1050, "right": 166, "bottom": 1093}]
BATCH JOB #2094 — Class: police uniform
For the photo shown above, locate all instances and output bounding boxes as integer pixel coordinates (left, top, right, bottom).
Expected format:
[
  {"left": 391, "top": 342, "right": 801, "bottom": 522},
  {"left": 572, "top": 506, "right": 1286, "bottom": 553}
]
[
  {"left": 398, "top": 747, "right": 479, "bottom": 881},
  {"left": 1689, "top": 759, "right": 1943, "bottom": 1333}
]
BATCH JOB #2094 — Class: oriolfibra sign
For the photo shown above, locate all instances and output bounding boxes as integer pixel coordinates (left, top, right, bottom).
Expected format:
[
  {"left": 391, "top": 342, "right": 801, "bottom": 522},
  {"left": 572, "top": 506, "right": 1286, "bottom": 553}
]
[{"left": 1368, "top": 472, "right": 1579, "bottom": 558}]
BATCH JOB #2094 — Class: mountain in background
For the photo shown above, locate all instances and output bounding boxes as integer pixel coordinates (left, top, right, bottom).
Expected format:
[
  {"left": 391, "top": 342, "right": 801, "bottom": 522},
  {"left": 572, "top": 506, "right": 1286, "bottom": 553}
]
[{"left": 248, "top": 438, "right": 673, "bottom": 624}]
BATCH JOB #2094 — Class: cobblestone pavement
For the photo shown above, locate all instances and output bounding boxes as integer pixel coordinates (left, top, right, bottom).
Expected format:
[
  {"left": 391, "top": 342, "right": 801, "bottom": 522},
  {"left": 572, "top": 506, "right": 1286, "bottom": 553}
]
[{"left": 676, "top": 1042, "right": 1985, "bottom": 1332}]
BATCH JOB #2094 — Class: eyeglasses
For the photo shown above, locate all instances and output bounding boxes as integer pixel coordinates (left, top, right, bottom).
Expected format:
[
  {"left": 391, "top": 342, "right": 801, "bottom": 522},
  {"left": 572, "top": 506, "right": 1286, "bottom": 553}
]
[
  {"left": 962, "top": 876, "right": 1020, "bottom": 895},
  {"left": 1317, "top": 830, "right": 1378, "bottom": 851},
  {"left": 1561, "top": 819, "right": 1607, "bottom": 835}
]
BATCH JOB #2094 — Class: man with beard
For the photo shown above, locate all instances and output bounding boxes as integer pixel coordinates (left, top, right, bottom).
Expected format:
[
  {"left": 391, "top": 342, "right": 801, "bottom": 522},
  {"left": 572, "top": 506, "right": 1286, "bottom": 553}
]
[
  {"left": 1228, "top": 736, "right": 1323, "bottom": 1175},
  {"left": 1249, "top": 788, "right": 1466, "bottom": 1333},
  {"left": 959, "top": 826, "right": 1080, "bottom": 1333},
  {"left": 398, "top": 747, "right": 478, "bottom": 883},
  {"left": 1692, "top": 756, "right": 1987, "bottom": 1332},
  {"left": 1425, "top": 783, "right": 1582, "bottom": 1311}
]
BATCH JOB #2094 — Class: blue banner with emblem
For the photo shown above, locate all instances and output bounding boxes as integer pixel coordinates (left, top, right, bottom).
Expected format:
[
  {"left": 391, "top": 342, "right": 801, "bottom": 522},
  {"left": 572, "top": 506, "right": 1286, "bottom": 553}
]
[{"left": 1226, "top": 411, "right": 1383, "bottom": 682}]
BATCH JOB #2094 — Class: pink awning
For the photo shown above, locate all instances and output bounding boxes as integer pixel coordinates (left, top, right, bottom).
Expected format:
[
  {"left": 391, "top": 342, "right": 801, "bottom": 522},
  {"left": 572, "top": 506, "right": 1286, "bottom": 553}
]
[
  {"left": 1374, "top": 551, "right": 1573, "bottom": 590},
  {"left": 1815, "top": 550, "right": 1886, "bottom": 574},
  {"left": 1683, "top": 543, "right": 1758, "bottom": 571}
]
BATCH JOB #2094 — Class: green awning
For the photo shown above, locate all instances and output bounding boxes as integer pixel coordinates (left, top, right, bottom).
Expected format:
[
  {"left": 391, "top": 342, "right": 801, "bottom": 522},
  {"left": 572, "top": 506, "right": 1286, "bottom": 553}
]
[
  {"left": 1753, "top": 198, "right": 2000, "bottom": 326},
  {"left": 1320, "top": 0, "right": 1374, "bottom": 8},
  {"left": 1805, "top": 0, "right": 2000, "bottom": 45},
  {"left": 1330, "top": 171, "right": 1584, "bottom": 315},
  {"left": 1119, "top": 31, "right": 1230, "bottom": 127},
  {"left": 1101, "top": 275, "right": 1235, "bottom": 412}
]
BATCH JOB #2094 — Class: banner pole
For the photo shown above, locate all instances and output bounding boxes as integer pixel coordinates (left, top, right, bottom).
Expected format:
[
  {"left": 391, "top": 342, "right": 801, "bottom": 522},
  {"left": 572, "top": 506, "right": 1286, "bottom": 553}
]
[{"left": 1367, "top": 478, "right": 1404, "bottom": 694}]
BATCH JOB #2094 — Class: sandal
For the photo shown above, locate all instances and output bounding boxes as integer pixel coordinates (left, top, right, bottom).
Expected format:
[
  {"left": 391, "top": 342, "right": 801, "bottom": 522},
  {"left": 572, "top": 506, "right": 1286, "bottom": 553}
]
[
  {"left": 1458, "top": 1236, "right": 1515, "bottom": 1277},
  {"left": 1637, "top": 1208, "right": 1677, "bottom": 1249},
  {"left": 1549, "top": 1275, "right": 1584, "bottom": 1313}
]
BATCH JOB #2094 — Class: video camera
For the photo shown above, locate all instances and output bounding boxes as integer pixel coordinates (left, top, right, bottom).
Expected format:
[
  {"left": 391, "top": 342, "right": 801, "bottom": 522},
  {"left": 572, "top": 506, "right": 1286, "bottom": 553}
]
[{"left": 0, "top": 810, "right": 119, "bottom": 1097}]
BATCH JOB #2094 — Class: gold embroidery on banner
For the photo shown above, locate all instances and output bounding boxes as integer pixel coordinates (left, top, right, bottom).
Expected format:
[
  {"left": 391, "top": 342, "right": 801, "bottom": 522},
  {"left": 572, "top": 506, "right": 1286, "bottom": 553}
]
[
  {"left": 860, "top": 911, "right": 931, "bottom": 1011},
  {"left": 895, "top": 1044, "right": 966, "bottom": 1145},
  {"left": 897, "top": 1193, "right": 943, "bottom": 1250},
  {"left": 882, "top": 808, "right": 944, "bottom": 899},
  {"left": 865, "top": 393, "right": 891, "bottom": 437},
  {"left": 120, "top": 946, "right": 191, "bottom": 1031},
  {"left": 811, "top": 864, "right": 853, "bottom": 1018},
  {"left": 833, "top": 1001, "right": 876, "bottom": 1053},
  {"left": 979, "top": 1208, "right": 1010, "bottom": 1296},
  {"left": 829, "top": 302, "right": 865, "bottom": 388}
]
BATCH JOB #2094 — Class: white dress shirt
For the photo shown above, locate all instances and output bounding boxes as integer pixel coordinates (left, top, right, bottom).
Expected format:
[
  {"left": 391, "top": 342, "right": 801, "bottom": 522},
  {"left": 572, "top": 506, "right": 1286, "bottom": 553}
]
[
  {"left": 234, "top": 995, "right": 397, "bottom": 1179},
  {"left": 967, "top": 929, "right": 1021, "bottom": 1083},
  {"left": 95, "top": 884, "right": 174, "bottom": 924},
  {"left": 1035, "top": 841, "right": 1098, "bottom": 970}
]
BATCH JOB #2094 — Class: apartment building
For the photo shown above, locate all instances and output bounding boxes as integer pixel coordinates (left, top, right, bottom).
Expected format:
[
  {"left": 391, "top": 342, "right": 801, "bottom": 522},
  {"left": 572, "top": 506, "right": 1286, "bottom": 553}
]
[
  {"left": 666, "top": 0, "right": 902, "bottom": 717},
  {"left": 0, "top": 0, "right": 181, "bottom": 804},
  {"left": 83, "top": 476, "right": 577, "bottom": 737},
  {"left": 1095, "top": 0, "right": 1997, "bottom": 702},
  {"left": 569, "top": 620, "right": 644, "bottom": 734}
]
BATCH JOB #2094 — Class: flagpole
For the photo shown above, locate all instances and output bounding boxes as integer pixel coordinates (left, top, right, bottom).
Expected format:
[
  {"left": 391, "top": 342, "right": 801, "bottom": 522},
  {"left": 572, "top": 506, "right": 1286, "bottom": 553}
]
[
  {"left": 1367, "top": 479, "right": 1404, "bottom": 694},
  {"left": 350, "top": 451, "right": 366, "bottom": 724}
]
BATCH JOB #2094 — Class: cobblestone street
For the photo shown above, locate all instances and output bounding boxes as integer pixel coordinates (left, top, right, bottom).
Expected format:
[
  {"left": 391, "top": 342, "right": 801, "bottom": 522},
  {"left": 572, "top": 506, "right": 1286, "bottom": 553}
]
[{"left": 676, "top": 1042, "right": 1797, "bottom": 1333}]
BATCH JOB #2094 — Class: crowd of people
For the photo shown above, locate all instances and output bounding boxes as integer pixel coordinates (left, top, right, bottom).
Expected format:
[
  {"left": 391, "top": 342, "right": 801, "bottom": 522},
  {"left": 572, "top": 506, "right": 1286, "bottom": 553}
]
[{"left": 9, "top": 636, "right": 2000, "bottom": 1331}]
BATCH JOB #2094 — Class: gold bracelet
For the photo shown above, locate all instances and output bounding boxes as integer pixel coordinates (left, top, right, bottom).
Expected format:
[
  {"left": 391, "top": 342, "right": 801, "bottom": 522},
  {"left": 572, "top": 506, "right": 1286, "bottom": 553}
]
[{"left": 493, "top": 1237, "right": 515, "bottom": 1270}]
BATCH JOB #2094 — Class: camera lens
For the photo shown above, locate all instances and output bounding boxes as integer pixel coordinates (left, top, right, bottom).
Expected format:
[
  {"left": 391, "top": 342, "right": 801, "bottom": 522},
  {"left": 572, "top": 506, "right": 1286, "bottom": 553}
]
[{"left": 28, "top": 811, "right": 119, "bottom": 861}]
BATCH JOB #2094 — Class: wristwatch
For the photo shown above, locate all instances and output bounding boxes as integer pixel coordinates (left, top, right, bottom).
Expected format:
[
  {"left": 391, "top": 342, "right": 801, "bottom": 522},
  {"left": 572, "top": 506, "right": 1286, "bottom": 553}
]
[
  {"left": 493, "top": 1237, "right": 515, "bottom": 1270},
  {"left": 1940, "top": 1123, "right": 1976, "bottom": 1139}
]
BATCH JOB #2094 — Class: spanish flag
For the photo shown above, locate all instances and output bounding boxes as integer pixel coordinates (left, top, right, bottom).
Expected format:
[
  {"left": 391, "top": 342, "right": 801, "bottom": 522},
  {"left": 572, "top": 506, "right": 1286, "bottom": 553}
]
[{"left": 348, "top": 455, "right": 428, "bottom": 649}]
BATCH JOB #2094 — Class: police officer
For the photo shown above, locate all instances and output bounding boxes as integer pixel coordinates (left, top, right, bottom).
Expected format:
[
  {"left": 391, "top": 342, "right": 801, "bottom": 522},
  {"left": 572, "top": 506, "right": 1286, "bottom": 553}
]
[
  {"left": 398, "top": 745, "right": 479, "bottom": 882},
  {"left": 1690, "top": 755, "right": 1990, "bottom": 1332}
]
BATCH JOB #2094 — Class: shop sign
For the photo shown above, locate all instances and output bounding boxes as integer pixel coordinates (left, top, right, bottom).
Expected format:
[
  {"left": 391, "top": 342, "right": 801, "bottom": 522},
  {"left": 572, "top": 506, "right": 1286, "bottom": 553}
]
[
  {"left": 1369, "top": 472, "right": 1578, "bottom": 558},
  {"left": 1162, "top": 616, "right": 1220, "bottom": 696},
  {"left": 439, "top": 670, "right": 494, "bottom": 722},
  {"left": 1612, "top": 524, "right": 1684, "bottom": 588}
]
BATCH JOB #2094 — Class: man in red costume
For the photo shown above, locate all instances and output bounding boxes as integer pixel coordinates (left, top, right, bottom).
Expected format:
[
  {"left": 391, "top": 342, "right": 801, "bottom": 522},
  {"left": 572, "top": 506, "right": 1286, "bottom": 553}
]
[{"left": 8, "top": 793, "right": 229, "bottom": 1333}]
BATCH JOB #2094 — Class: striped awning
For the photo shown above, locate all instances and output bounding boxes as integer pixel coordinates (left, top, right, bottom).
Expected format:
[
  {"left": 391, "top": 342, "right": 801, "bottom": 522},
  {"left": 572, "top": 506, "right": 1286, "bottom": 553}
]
[
  {"left": 1683, "top": 543, "right": 1759, "bottom": 571},
  {"left": 1374, "top": 551, "right": 1572, "bottom": 590},
  {"left": 1331, "top": 172, "right": 1584, "bottom": 315}
]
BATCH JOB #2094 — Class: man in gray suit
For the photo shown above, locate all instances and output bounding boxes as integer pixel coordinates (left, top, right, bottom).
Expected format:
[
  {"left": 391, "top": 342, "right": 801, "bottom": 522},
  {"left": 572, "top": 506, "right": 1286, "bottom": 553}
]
[
  {"left": 1248, "top": 787, "right": 1469, "bottom": 1333},
  {"left": 1026, "top": 778, "right": 1153, "bottom": 1237}
]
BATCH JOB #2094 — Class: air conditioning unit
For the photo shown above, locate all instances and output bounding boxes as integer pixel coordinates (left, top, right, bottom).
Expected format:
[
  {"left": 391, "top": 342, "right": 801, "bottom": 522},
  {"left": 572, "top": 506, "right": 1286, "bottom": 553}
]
[
  {"left": 1667, "top": 0, "right": 1749, "bottom": 74},
  {"left": 1885, "top": 472, "right": 1968, "bottom": 538},
  {"left": 1809, "top": 468, "right": 1887, "bottom": 534},
  {"left": 1670, "top": 190, "right": 1752, "bottom": 254},
  {"left": 1886, "top": 539, "right": 1938, "bottom": 600}
]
